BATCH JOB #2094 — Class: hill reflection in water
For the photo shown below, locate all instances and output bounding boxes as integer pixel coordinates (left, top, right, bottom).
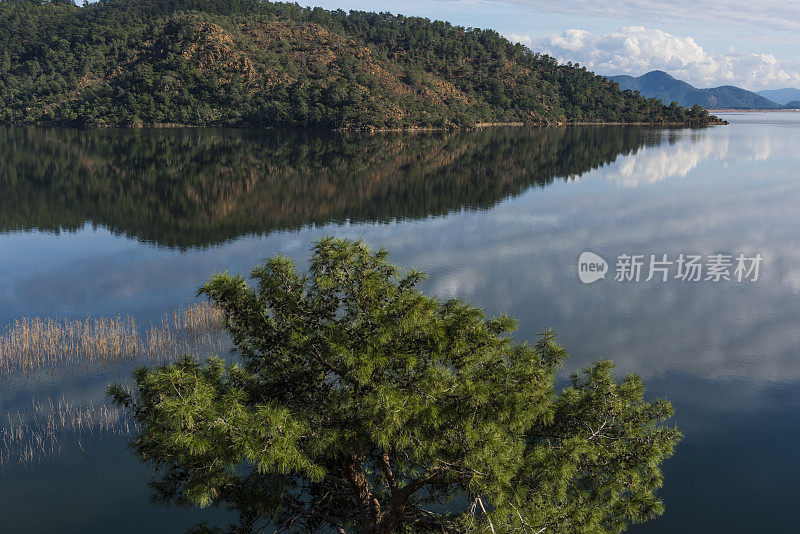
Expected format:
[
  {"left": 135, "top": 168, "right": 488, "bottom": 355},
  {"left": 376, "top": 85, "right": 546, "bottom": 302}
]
[{"left": 0, "top": 125, "right": 667, "bottom": 248}]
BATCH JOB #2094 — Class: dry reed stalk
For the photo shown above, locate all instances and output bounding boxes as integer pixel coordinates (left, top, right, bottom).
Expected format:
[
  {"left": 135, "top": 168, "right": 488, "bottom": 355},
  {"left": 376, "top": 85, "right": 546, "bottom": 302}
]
[
  {"left": 0, "top": 396, "right": 138, "bottom": 469},
  {"left": 0, "top": 301, "right": 228, "bottom": 382}
]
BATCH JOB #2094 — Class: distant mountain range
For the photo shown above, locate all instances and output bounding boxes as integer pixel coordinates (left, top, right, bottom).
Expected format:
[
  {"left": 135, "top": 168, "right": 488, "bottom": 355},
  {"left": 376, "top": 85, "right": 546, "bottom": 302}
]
[
  {"left": 756, "top": 88, "right": 800, "bottom": 106},
  {"left": 610, "top": 70, "right": 799, "bottom": 110}
]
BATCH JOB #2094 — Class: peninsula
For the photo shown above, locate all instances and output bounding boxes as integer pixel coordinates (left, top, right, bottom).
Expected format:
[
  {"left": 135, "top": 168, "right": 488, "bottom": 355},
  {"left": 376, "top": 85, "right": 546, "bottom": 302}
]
[{"left": 0, "top": 0, "right": 723, "bottom": 129}]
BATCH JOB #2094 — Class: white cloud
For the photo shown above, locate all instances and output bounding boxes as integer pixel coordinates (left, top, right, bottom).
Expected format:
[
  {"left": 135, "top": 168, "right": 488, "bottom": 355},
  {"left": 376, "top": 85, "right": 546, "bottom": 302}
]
[
  {"left": 507, "top": 26, "right": 800, "bottom": 90},
  {"left": 506, "top": 33, "right": 532, "bottom": 47}
]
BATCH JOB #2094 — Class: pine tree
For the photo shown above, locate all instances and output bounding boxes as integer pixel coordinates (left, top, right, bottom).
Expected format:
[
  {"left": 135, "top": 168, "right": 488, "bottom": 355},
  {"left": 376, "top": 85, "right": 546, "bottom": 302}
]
[{"left": 110, "top": 238, "right": 681, "bottom": 533}]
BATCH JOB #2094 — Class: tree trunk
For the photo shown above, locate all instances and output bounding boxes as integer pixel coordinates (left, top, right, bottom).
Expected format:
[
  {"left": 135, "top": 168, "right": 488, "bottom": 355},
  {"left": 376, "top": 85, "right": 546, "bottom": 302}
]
[{"left": 345, "top": 453, "right": 381, "bottom": 534}]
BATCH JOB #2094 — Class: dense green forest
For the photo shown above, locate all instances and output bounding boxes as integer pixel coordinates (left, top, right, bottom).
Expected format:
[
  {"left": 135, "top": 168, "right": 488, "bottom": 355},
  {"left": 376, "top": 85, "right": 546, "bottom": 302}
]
[
  {"left": 0, "top": 125, "right": 669, "bottom": 246},
  {"left": 0, "top": 0, "right": 722, "bottom": 128}
]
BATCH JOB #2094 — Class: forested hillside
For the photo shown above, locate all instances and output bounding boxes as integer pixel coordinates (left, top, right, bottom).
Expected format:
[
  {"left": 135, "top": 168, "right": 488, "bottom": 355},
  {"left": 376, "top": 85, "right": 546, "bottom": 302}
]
[{"left": 0, "top": 0, "right": 721, "bottom": 129}]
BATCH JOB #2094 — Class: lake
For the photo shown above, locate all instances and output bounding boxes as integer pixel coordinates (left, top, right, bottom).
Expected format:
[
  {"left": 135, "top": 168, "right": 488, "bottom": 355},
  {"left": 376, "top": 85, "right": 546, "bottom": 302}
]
[{"left": 1, "top": 113, "right": 799, "bottom": 532}]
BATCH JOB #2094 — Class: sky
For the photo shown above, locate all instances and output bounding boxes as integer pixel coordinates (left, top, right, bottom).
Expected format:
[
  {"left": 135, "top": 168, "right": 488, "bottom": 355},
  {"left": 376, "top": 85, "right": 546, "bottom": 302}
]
[{"left": 299, "top": 0, "right": 800, "bottom": 90}]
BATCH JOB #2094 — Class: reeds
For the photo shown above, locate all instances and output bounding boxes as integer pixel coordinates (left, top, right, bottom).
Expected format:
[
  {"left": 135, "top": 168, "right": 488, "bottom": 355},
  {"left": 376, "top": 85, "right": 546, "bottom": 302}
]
[
  {"left": 0, "top": 397, "right": 137, "bottom": 469},
  {"left": 0, "top": 301, "right": 229, "bottom": 382},
  {"left": 0, "top": 302, "right": 231, "bottom": 470}
]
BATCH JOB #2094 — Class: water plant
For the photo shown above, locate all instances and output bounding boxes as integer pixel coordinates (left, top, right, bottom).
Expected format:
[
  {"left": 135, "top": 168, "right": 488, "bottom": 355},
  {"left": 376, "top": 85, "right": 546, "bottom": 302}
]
[{"left": 0, "top": 302, "right": 228, "bottom": 382}]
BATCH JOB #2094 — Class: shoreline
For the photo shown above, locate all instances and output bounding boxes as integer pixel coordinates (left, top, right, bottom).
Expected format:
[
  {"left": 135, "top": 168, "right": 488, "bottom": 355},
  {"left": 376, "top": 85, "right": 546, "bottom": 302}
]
[
  {"left": 2, "top": 119, "right": 729, "bottom": 132},
  {"left": 710, "top": 109, "right": 800, "bottom": 113}
]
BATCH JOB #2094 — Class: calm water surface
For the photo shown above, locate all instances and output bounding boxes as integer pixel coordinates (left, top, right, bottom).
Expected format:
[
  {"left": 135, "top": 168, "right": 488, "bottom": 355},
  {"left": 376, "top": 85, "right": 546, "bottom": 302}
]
[{"left": 1, "top": 113, "right": 799, "bottom": 532}]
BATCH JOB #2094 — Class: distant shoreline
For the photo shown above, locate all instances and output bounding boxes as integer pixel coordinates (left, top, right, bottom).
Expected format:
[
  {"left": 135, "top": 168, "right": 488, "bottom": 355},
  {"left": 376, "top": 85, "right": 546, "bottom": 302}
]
[{"left": 709, "top": 109, "right": 800, "bottom": 113}]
